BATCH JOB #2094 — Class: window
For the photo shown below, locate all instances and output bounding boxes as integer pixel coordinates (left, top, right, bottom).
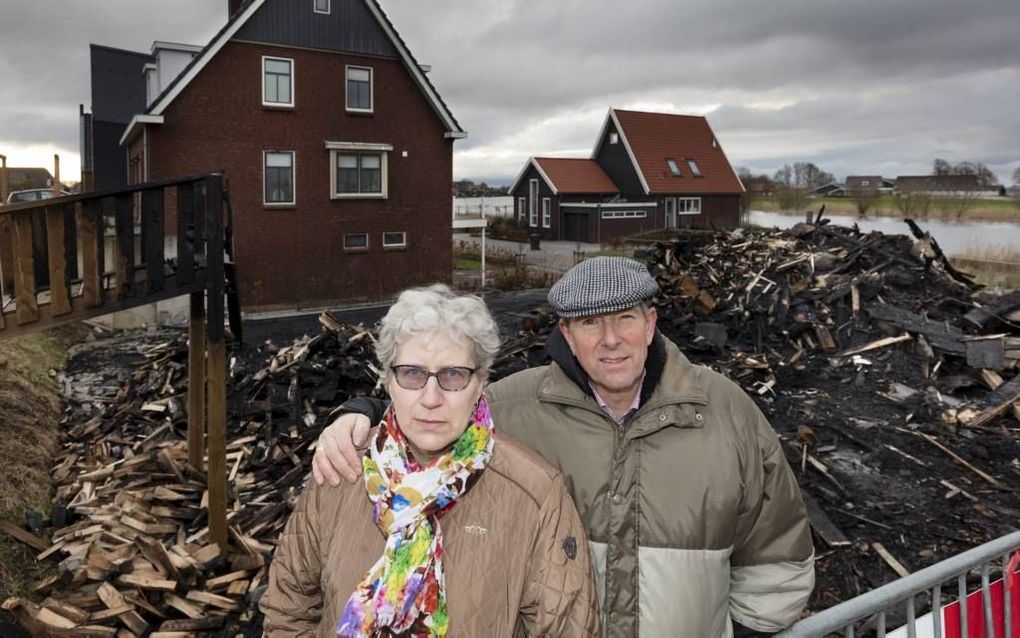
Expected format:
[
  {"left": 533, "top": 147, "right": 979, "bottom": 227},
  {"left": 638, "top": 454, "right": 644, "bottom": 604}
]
[
  {"left": 346, "top": 66, "right": 373, "bottom": 112},
  {"left": 518, "top": 196, "right": 526, "bottom": 223},
  {"left": 264, "top": 151, "right": 295, "bottom": 204},
  {"left": 343, "top": 232, "right": 368, "bottom": 251},
  {"left": 666, "top": 158, "right": 682, "bottom": 176},
  {"left": 263, "top": 57, "right": 293, "bottom": 106},
  {"left": 609, "top": 132, "right": 619, "bottom": 144},
  {"left": 601, "top": 209, "right": 647, "bottom": 219},
  {"left": 313, "top": 0, "right": 330, "bottom": 13},
  {"left": 334, "top": 152, "right": 384, "bottom": 196},
  {"left": 860, "top": 180, "right": 871, "bottom": 187},
  {"left": 383, "top": 231, "right": 407, "bottom": 248},
  {"left": 542, "top": 197, "right": 551, "bottom": 228},
  {"left": 677, "top": 197, "right": 701, "bottom": 214},
  {"left": 686, "top": 159, "right": 702, "bottom": 177},
  {"left": 528, "top": 179, "right": 538, "bottom": 227}
]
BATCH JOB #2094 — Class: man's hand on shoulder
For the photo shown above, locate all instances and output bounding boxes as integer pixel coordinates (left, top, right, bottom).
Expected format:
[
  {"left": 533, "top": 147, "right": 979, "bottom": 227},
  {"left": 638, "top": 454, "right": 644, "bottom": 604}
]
[{"left": 312, "top": 412, "right": 372, "bottom": 485}]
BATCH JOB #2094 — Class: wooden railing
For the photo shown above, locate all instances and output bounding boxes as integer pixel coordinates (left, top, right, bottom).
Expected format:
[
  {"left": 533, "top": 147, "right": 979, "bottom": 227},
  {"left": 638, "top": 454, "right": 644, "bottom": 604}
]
[{"left": 0, "top": 174, "right": 233, "bottom": 548}]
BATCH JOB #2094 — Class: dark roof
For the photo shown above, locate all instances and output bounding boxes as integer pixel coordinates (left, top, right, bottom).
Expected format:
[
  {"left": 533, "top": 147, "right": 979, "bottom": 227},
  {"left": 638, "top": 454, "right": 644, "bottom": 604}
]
[
  {"left": 896, "top": 175, "right": 984, "bottom": 192},
  {"left": 533, "top": 158, "right": 618, "bottom": 194},
  {"left": 610, "top": 109, "right": 743, "bottom": 195},
  {"left": 142, "top": 0, "right": 462, "bottom": 136}
]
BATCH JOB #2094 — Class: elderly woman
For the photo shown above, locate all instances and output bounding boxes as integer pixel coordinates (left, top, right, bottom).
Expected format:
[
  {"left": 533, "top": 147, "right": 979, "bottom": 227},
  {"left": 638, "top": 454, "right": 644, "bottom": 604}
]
[{"left": 261, "top": 285, "right": 599, "bottom": 637}]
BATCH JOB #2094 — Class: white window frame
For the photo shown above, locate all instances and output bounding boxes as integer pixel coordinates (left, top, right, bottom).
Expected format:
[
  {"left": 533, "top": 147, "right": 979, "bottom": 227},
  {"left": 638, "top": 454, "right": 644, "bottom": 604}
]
[
  {"left": 529, "top": 179, "right": 538, "bottom": 227},
  {"left": 666, "top": 158, "right": 682, "bottom": 176},
  {"left": 382, "top": 231, "right": 407, "bottom": 249},
  {"left": 343, "top": 232, "right": 369, "bottom": 251},
  {"left": 609, "top": 132, "right": 619, "bottom": 144},
  {"left": 601, "top": 209, "right": 647, "bottom": 219},
  {"left": 263, "top": 150, "right": 295, "bottom": 206},
  {"left": 345, "top": 65, "right": 374, "bottom": 113},
  {"left": 677, "top": 197, "right": 702, "bottom": 215},
  {"left": 542, "top": 197, "right": 551, "bottom": 228},
  {"left": 262, "top": 56, "right": 294, "bottom": 107},
  {"left": 686, "top": 158, "right": 702, "bottom": 177},
  {"left": 327, "top": 142, "right": 391, "bottom": 199},
  {"left": 313, "top": 0, "right": 330, "bottom": 14},
  {"left": 518, "top": 196, "right": 526, "bottom": 223}
]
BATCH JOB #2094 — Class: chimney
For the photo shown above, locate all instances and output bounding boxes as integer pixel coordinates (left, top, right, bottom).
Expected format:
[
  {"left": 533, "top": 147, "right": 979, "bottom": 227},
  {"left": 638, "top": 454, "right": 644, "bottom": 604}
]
[{"left": 228, "top": 0, "right": 243, "bottom": 18}]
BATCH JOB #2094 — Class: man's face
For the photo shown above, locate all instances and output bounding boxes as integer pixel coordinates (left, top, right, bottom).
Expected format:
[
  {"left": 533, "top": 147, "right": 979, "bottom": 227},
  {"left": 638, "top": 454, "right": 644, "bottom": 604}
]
[{"left": 559, "top": 305, "right": 657, "bottom": 401}]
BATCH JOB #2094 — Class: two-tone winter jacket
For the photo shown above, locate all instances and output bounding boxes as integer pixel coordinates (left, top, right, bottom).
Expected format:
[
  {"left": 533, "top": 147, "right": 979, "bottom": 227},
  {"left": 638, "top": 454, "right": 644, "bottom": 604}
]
[
  {"left": 484, "top": 330, "right": 815, "bottom": 637},
  {"left": 260, "top": 435, "right": 600, "bottom": 637}
]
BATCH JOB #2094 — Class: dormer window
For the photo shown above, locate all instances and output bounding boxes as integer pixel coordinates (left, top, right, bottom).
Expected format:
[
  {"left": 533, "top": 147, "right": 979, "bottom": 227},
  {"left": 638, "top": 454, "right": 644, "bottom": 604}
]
[
  {"left": 686, "top": 158, "right": 702, "bottom": 177},
  {"left": 609, "top": 132, "right": 619, "bottom": 144},
  {"left": 666, "top": 158, "right": 682, "bottom": 176},
  {"left": 314, "top": 0, "right": 330, "bottom": 13},
  {"left": 346, "top": 66, "right": 373, "bottom": 112}
]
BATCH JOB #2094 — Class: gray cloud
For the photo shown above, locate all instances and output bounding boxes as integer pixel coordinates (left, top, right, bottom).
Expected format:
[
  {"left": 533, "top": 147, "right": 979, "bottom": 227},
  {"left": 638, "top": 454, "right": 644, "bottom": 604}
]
[{"left": 1, "top": 0, "right": 1018, "bottom": 185}]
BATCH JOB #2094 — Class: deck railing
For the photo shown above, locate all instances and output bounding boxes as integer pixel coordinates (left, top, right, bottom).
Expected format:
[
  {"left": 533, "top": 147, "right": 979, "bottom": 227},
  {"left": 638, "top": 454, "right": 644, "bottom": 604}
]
[{"left": 0, "top": 173, "right": 233, "bottom": 547}]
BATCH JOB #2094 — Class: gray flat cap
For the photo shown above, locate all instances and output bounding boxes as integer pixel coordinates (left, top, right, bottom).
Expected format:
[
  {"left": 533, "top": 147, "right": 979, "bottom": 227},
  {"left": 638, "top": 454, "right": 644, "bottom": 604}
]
[{"left": 548, "top": 256, "right": 659, "bottom": 318}]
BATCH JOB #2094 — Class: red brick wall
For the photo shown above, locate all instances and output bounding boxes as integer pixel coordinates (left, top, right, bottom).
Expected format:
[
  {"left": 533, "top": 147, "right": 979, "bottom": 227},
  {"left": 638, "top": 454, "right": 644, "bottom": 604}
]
[{"left": 144, "top": 41, "right": 454, "bottom": 311}]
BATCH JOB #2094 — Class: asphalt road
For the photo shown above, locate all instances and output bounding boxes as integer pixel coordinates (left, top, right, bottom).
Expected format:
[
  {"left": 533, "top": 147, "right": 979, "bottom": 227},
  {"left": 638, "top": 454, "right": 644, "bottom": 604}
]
[{"left": 242, "top": 288, "right": 552, "bottom": 346}]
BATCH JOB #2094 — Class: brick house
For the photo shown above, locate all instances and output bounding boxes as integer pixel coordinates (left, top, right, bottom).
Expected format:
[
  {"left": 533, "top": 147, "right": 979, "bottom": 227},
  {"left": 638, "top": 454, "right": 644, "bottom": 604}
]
[
  {"left": 87, "top": 0, "right": 465, "bottom": 311},
  {"left": 509, "top": 109, "right": 743, "bottom": 243}
]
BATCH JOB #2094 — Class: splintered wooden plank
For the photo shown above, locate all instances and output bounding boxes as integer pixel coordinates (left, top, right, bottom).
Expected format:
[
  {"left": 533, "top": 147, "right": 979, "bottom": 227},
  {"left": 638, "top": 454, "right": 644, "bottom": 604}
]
[
  {"left": 77, "top": 199, "right": 103, "bottom": 307},
  {"left": 801, "top": 492, "right": 850, "bottom": 548},
  {"left": 11, "top": 209, "right": 39, "bottom": 324},
  {"left": 113, "top": 193, "right": 134, "bottom": 300},
  {"left": 0, "top": 520, "right": 50, "bottom": 551},
  {"left": 143, "top": 188, "right": 165, "bottom": 293},
  {"left": 45, "top": 205, "right": 71, "bottom": 316}
]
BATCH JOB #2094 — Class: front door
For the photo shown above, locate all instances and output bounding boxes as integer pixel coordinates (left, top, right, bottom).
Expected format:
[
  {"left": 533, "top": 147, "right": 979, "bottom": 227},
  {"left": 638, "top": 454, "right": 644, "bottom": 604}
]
[{"left": 665, "top": 197, "right": 677, "bottom": 228}]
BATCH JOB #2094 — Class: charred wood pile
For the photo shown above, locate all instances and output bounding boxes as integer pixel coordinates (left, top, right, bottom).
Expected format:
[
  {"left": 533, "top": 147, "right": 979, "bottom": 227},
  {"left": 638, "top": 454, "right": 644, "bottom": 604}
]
[
  {"left": 2, "top": 317, "right": 384, "bottom": 636},
  {"left": 2, "top": 220, "right": 1020, "bottom": 635}
]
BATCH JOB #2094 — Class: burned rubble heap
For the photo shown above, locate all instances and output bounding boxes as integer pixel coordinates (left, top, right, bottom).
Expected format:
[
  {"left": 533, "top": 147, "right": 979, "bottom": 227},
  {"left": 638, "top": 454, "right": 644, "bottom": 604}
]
[
  {"left": 2, "top": 221, "right": 1019, "bottom": 634},
  {"left": 2, "top": 317, "right": 385, "bottom": 636}
]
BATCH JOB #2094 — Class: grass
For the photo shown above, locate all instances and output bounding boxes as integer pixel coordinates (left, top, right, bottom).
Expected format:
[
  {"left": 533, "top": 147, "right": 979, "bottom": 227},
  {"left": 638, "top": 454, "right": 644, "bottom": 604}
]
[
  {"left": 753, "top": 194, "right": 1020, "bottom": 222},
  {"left": 950, "top": 243, "right": 1020, "bottom": 290},
  {"left": 0, "top": 326, "right": 84, "bottom": 601}
]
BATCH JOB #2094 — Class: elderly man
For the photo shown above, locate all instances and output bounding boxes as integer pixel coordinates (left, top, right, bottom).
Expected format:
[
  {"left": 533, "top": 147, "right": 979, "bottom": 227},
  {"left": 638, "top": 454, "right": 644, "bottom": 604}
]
[{"left": 314, "top": 257, "right": 814, "bottom": 637}]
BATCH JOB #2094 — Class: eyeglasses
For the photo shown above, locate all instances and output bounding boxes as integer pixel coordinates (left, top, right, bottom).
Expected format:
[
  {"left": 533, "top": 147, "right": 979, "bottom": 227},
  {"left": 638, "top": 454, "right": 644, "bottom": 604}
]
[{"left": 390, "top": 365, "right": 477, "bottom": 392}]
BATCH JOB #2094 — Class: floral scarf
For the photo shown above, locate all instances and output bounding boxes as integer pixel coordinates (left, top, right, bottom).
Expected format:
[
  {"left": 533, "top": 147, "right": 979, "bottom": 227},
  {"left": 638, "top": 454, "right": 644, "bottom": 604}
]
[{"left": 337, "top": 396, "right": 495, "bottom": 637}]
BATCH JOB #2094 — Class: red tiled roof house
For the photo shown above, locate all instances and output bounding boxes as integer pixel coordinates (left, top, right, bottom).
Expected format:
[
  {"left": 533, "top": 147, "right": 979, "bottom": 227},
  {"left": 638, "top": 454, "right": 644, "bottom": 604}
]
[
  {"left": 105, "top": 0, "right": 465, "bottom": 311},
  {"left": 509, "top": 109, "right": 743, "bottom": 242}
]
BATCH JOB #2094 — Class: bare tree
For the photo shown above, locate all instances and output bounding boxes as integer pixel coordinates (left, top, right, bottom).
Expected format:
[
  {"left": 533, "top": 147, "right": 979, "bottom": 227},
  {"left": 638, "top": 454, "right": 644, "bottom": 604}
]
[
  {"left": 848, "top": 188, "right": 877, "bottom": 217},
  {"left": 895, "top": 191, "right": 933, "bottom": 219}
]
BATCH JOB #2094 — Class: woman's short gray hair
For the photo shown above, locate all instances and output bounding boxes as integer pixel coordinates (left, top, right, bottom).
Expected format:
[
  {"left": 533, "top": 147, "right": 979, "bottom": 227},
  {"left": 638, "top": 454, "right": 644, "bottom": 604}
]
[{"left": 376, "top": 284, "right": 500, "bottom": 382}]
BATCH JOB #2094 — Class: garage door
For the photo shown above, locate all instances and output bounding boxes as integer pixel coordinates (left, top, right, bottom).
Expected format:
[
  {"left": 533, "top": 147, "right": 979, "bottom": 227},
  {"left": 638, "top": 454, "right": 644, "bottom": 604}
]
[{"left": 563, "top": 213, "right": 589, "bottom": 242}]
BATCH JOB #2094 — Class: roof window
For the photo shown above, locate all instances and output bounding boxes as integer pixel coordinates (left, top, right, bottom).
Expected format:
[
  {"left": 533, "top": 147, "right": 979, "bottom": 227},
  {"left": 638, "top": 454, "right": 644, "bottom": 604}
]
[
  {"left": 666, "top": 158, "right": 682, "bottom": 176},
  {"left": 686, "top": 158, "right": 702, "bottom": 177}
]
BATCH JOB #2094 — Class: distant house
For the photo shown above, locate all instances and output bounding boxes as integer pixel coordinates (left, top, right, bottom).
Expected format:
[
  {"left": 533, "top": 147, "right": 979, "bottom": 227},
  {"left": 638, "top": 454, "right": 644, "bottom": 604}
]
[
  {"left": 509, "top": 109, "right": 743, "bottom": 243},
  {"left": 896, "top": 175, "right": 1001, "bottom": 197},
  {"left": 83, "top": 0, "right": 464, "bottom": 311},
  {"left": 0, "top": 167, "right": 54, "bottom": 192},
  {"left": 844, "top": 175, "right": 882, "bottom": 197}
]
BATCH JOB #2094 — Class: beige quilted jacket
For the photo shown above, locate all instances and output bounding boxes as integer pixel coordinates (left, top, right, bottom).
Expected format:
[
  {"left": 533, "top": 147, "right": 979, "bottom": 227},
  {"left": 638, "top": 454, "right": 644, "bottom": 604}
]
[{"left": 260, "top": 435, "right": 600, "bottom": 637}]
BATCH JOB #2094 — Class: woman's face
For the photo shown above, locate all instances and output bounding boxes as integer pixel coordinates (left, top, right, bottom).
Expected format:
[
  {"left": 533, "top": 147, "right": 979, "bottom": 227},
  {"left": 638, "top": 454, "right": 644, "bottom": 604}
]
[{"left": 387, "top": 332, "right": 482, "bottom": 463}]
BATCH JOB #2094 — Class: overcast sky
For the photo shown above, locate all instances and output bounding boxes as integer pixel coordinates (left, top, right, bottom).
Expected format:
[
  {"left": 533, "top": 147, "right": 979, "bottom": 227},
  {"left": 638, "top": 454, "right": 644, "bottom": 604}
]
[{"left": 1, "top": 0, "right": 1018, "bottom": 186}]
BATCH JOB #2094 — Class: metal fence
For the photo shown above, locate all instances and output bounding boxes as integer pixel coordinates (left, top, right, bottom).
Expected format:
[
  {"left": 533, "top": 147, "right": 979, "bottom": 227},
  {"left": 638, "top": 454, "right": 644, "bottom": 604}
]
[{"left": 779, "top": 531, "right": 1020, "bottom": 637}]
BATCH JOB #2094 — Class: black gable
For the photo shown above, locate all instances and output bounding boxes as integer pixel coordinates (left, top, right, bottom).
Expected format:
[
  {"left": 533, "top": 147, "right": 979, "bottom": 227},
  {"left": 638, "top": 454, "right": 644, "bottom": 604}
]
[{"left": 233, "top": 0, "right": 399, "bottom": 58}]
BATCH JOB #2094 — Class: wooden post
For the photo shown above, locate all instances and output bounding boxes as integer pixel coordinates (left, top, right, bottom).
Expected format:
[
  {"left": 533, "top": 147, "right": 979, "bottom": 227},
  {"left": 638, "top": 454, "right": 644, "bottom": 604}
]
[
  {"left": 53, "top": 154, "right": 60, "bottom": 196},
  {"left": 45, "top": 205, "right": 71, "bottom": 316},
  {"left": 0, "top": 154, "right": 13, "bottom": 298},
  {"left": 204, "top": 175, "right": 227, "bottom": 549},
  {"left": 187, "top": 292, "right": 206, "bottom": 471},
  {"left": 11, "top": 211, "right": 39, "bottom": 325}
]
